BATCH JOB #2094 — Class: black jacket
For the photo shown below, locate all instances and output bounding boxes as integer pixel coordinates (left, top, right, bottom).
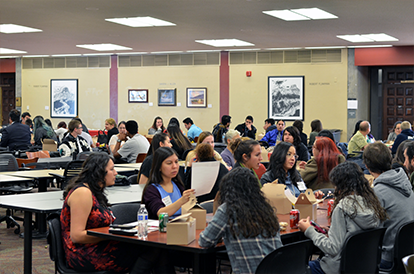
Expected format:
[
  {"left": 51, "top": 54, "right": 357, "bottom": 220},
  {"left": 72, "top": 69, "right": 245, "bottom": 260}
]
[
  {"left": 235, "top": 123, "right": 257, "bottom": 139},
  {"left": 0, "top": 122, "right": 31, "bottom": 150}
]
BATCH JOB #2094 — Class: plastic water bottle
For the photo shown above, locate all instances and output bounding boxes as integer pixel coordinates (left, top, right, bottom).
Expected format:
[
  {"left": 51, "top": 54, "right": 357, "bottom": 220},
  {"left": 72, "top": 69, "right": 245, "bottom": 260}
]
[
  {"left": 222, "top": 131, "right": 226, "bottom": 143},
  {"left": 137, "top": 204, "right": 148, "bottom": 238}
]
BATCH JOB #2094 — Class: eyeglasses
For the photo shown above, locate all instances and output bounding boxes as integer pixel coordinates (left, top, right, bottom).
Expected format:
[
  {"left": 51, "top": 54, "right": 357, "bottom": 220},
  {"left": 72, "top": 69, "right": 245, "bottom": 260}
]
[{"left": 286, "top": 152, "right": 299, "bottom": 160}]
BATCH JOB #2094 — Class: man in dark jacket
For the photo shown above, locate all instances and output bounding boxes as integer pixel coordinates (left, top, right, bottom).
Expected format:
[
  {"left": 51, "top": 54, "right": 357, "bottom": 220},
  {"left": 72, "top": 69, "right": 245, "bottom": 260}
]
[
  {"left": 234, "top": 115, "right": 256, "bottom": 139},
  {"left": 391, "top": 121, "right": 414, "bottom": 154},
  {"left": 212, "top": 115, "right": 231, "bottom": 143},
  {"left": 363, "top": 142, "right": 414, "bottom": 271},
  {"left": 0, "top": 109, "right": 31, "bottom": 150}
]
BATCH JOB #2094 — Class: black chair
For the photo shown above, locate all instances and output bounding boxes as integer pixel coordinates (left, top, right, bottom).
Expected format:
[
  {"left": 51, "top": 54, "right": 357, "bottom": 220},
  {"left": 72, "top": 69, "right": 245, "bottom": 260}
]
[
  {"left": 110, "top": 203, "right": 141, "bottom": 224},
  {"left": 47, "top": 214, "right": 109, "bottom": 274},
  {"left": 255, "top": 239, "right": 313, "bottom": 274},
  {"left": 402, "top": 254, "right": 414, "bottom": 274},
  {"left": 76, "top": 151, "right": 92, "bottom": 160},
  {"left": 199, "top": 200, "right": 214, "bottom": 214},
  {"left": 340, "top": 227, "right": 386, "bottom": 274},
  {"left": 127, "top": 174, "right": 138, "bottom": 185},
  {"left": 51, "top": 160, "right": 84, "bottom": 190},
  {"left": 385, "top": 221, "right": 414, "bottom": 273}
]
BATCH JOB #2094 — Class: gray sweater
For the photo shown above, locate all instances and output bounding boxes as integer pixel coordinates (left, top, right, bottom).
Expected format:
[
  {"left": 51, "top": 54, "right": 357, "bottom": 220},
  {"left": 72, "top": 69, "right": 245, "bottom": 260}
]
[
  {"left": 305, "top": 195, "right": 380, "bottom": 274},
  {"left": 374, "top": 168, "right": 414, "bottom": 262}
]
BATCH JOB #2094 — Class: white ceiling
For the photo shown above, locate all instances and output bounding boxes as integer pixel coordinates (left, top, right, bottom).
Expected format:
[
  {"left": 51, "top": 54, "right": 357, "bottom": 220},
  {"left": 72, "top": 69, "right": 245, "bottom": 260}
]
[{"left": 1, "top": 0, "right": 413, "bottom": 56}]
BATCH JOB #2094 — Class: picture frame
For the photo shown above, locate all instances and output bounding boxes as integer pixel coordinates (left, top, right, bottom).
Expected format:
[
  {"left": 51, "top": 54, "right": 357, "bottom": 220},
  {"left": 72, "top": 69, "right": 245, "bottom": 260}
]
[
  {"left": 50, "top": 79, "right": 78, "bottom": 118},
  {"left": 186, "top": 88, "right": 207, "bottom": 108},
  {"left": 158, "top": 88, "right": 177, "bottom": 106},
  {"left": 268, "top": 76, "right": 304, "bottom": 121},
  {"left": 128, "top": 89, "right": 148, "bottom": 103}
]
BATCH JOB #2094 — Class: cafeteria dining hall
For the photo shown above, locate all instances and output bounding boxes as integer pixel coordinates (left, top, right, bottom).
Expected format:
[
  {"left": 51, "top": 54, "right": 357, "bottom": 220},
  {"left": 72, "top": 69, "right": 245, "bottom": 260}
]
[{"left": 1, "top": 0, "right": 414, "bottom": 273}]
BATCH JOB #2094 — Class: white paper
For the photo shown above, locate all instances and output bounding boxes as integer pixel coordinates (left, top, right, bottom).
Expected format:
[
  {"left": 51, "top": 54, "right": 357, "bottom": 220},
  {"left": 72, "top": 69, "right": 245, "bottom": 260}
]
[
  {"left": 347, "top": 100, "right": 358, "bottom": 109},
  {"left": 285, "top": 188, "right": 297, "bottom": 204},
  {"left": 191, "top": 161, "right": 220, "bottom": 196},
  {"left": 162, "top": 196, "right": 172, "bottom": 206}
]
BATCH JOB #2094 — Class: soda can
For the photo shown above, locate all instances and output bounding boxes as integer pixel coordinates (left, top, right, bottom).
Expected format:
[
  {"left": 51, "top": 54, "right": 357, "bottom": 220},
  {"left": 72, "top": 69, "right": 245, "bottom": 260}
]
[
  {"left": 327, "top": 199, "right": 334, "bottom": 217},
  {"left": 290, "top": 209, "right": 300, "bottom": 229},
  {"left": 159, "top": 213, "right": 168, "bottom": 232}
]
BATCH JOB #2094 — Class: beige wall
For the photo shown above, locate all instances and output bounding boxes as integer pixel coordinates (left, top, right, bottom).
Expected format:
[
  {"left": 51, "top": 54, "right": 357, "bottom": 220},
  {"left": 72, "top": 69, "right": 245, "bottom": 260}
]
[
  {"left": 118, "top": 66, "right": 219, "bottom": 134},
  {"left": 229, "top": 50, "right": 348, "bottom": 142},
  {"left": 21, "top": 68, "right": 110, "bottom": 129}
]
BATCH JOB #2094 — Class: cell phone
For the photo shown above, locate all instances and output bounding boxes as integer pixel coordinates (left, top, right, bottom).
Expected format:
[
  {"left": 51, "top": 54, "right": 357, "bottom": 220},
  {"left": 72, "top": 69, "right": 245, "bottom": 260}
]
[
  {"left": 109, "top": 228, "right": 137, "bottom": 236},
  {"left": 310, "top": 220, "right": 327, "bottom": 234},
  {"left": 109, "top": 224, "right": 136, "bottom": 229}
]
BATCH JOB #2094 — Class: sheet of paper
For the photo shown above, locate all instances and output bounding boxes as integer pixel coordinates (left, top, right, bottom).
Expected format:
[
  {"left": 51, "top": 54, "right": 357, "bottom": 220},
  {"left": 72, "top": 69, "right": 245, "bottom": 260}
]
[
  {"left": 191, "top": 161, "right": 220, "bottom": 197},
  {"left": 285, "top": 188, "right": 297, "bottom": 205}
]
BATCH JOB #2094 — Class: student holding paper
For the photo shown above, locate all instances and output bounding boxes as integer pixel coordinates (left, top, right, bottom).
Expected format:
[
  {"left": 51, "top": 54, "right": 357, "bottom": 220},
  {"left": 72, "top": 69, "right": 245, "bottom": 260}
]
[
  {"left": 185, "top": 143, "right": 228, "bottom": 203},
  {"left": 141, "top": 147, "right": 195, "bottom": 219}
]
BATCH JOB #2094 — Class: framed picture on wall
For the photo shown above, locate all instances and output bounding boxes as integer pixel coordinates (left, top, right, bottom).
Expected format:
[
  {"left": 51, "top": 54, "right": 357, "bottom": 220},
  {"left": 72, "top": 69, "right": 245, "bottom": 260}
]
[
  {"left": 158, "top": 88, "right": 176, "bottom": 106},
  {"left": 186, "top": 88, "right": 207, "bottom": 108},
  {"left": 50, "top": 79, "right": 78, "bottom": 118},
  {"left": 128, "top": 89, "right": 148, "bottom": 103},
  {"left": 268, "top": 76, "right": 304, "bottom": 121}
]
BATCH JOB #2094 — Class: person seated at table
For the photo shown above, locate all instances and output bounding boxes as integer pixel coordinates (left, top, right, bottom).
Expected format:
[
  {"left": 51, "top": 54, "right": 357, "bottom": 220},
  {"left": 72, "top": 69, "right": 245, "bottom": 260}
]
[
  {"left": 293, "top": 120, "right": 307, "bottom": 147},
  {"left": 185, "top": 143, "right": 228, "bottom": 203},
  {"left": 138, "top": 133, "right": 172, "bottom": 185},
  {"left": 108, "top": 121, "right": 126, "bottom": 152},
  {"left": 61, "top": 153, "right": 171, "bottom": 273},
  {"left": 55, "top": 121, "right": 67, "bottom": 142},
  {"left": 231, "top": 138, "right": 263, "bottom": 186},
  {"left": 167, "top": 123, "right": 192, "bottom": 160},
  {"left": 148, "top": 116, "right": 165, "bottom": 135},
  {"left": 308, "top": 119, "right": 323, "bottom": 147},
  {"left": 348, "top": 120, "right": 371, "bottom": 157},
  {"left": 0, "top": 109, "right": 31, "bottom": 151},
  {"left": 298, "top": 161, "right": 387, "bottom": 274},
  {"left": 260, "top": 119, "right": 285, "bottom": 147},
  {"left": 73, "top": 118, "right": 94, "bottom": 148},
  {"left": 391, "top": 139, "right": 410, "bottom": 176},
  {"left": 104, "top": 118, "right": 119, "bottom": 142},
  {"left": 141, "top": 147, "right": 195, "bottom": 220},
  {"left": 299, "top": 137, "right": 345, "bottom": 190},
  {"left": 387, "top": 121, "right": 402, "bottom": 142},
  {"left": 185, "top": 131, "right": 229, "bottom": 168},
  {"left": 199, "top": 167, "right": 282, "bottom": 274},
  {"left": 220, "top": 129, "right": 240, "bottom": 168},
  {"left": 260, "top": 142, "right": 305, "bottom": 197},
  {"left": 58, "top": 119, "right": 92, "bottom": 157},
  {"left": 283, "top": 126, "right": 309, "bottom": 163},
  {"left": 32, "top": 116, "right": 58, "bottom": 146}
]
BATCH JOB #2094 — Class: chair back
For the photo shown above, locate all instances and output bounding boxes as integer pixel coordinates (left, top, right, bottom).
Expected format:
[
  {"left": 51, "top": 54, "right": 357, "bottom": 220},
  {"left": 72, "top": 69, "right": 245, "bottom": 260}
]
[
  {"left": 136, "top": 153, "right": 147, "bottom": 163},
  {"left": 199, "top": 200, "right": 214, "bottom": 214},
  {"left": 76, "top": 151, "right": 92, "bottom": 160},
  {"left": 254, "top": 163, "right": 267, "bottom": 179},
  {"left": 16, "top": 157, "right": 39, "bottom": 169},
  {"left": 127, "top": 174, "right": 138, "bottom": 185},
  {"left": 340, "top": 227, "right": 386, "bottom": 274},
  {"left": 393, "top": 221, "right": 414, "bottom": 273},
  {"left": 403, "top": 254, "right": 414, "bottom": 274},
  {"left": 255, "top": 239, "right": 313, "bottom": 274},
  {"left": 0, "top": 154, "right": 19, "bottom": 171},
  {"left": 110, "top": 203, "right": 141, "bottom": 224},
  {"left": 26, "top": 150, "right": 50, "bottom": 159},
  {"left": 61, "top": 160, "right": 84, "bottom": 189}
]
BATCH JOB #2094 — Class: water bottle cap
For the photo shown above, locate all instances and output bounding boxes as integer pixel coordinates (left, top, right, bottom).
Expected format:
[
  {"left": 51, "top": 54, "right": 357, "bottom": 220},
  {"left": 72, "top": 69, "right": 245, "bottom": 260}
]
[{"left": 140, "top": 204, "right": 145, "bottom": 207}]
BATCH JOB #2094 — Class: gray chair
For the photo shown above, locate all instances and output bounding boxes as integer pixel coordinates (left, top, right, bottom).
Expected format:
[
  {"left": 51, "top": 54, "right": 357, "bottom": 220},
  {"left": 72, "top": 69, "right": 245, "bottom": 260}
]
[
  {"left": 402, "top": 254, "right": 414, "bottom": 274},
  {"left": 127, "top": 174, "right": 138, "bottom": 185},
  {"left": 199, "top": 200, "right": 214, "bottom": 214},
  {"left": 110, "top": 203, "right": 141, "bottom": 224},
  {"left": 385, "top": 220, "right": 414, "bottom": 273}
]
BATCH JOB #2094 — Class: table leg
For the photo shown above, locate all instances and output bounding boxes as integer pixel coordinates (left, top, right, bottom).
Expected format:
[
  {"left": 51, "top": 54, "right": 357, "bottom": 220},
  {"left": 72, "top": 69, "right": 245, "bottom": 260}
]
[
  {"left": 192, "top": 252, "right": 216, "bottom": 274},
  {"left": 38, "top": 178, "right": 47, "bottom": 192},
  {"left": 23, "top": 211, "right": 33, "bottom": 274}
]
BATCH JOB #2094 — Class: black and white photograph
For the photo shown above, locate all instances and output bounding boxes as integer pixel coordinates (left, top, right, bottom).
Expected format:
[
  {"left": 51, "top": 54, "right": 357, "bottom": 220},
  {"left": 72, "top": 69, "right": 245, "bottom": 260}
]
[
  {"left": 50, "top": 79, "right": 78, "bottom": 118},
  {"left": 158, "top": 88, "right": 176, "bottom": 106},
  {"left": 128, "top": 89, "right": 148, "bottom": 103},
  {"left": 268, "top": 76, "right": 304, "bottom": 121}
]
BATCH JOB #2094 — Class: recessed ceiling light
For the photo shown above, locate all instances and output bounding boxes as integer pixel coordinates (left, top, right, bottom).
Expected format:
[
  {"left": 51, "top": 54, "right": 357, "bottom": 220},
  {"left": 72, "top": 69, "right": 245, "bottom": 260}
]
[
  {"left": 51, "top": 54, "right": 83, "bottom": 57},
  {"left": 291, "top": 8, "right": 338, "bottom": 20},
  {"left": 264, "top": 47, "right": 302, "bottom": 50},
  {"left": 361, "top": 33, "right": 398, "bottom": 42},
  {"left": 105, "top": 16, "right": 175, "bottom": 27},
  {"left": 305, "top": 46, "right": 345, "bottom": 49},
  {"left": 23, "top": 55, "right": 50, "bottom": 58},
  {"left": 227, "top": 48, "right": 261, "bottom": 52},
  {"left": 348, "top": 45, "right": 393, "bottom": 48},
  {"left": 117, "top": 52, "right": 148, "bottom": 55},
  {"left": 263, "top": 10, "right": 309, "bottom": 21},
  {"left": 336, "top": 35, "right": 374, "bottom": 43},
  {"left": 195, "top": 39, "right": 254, "bottom": 47},
  {"left": 186, "top": 50, "right": 221, "bottom": 53},
  {"left": 150, "top": 51, "right": 184, "bottom": 54},
  {"left": 263, "top": 8, "right": 337, "bottom": 21},
  {"left": 76, "top": 43, "right": 132, "bottom": 51},
  {"left": 0, "top": 48, "right": 27, "bottom": 54},
  {"left": 82, "top": 53, "right": 113, "bottom": 56},
  {"left": 0, "top": 24, "right": 42, "bottom": 33}
]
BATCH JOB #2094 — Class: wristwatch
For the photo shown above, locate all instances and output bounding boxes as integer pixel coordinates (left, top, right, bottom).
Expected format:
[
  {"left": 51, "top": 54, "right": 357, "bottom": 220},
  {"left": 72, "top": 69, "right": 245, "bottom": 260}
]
[{"left": 117, "top": 139, "right": 122, "bottom": 143}]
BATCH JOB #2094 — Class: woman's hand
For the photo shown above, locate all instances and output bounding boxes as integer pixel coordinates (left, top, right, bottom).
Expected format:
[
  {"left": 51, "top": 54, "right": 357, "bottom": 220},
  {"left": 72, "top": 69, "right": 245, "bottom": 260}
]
[
  {"left": 298, "top": 161, "right": 307, "bottom": 169},
  {"left": 188, "top": 157, "right": 197, "bottom": 167},
  {"left": 180, "top": 189, "right": 195, "bottom": 205},
  {"left": 298, "top": 216, "right": 311, "bottom": 232},
  {"left": 314, "top": 190, "right": 324, "bottom": 199}
]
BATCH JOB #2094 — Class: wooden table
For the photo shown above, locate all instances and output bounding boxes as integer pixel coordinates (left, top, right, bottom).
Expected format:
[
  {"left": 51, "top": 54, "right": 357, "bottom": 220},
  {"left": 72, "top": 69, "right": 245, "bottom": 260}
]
[
  {"left": 114, "top": 163, "right": 142, "bottom": 170},
  {"left": 0, "top": 174, "right": 34, "bottom": 187},
  {"left": 1, "top": 169, "right": 65, "bottom": 192}
]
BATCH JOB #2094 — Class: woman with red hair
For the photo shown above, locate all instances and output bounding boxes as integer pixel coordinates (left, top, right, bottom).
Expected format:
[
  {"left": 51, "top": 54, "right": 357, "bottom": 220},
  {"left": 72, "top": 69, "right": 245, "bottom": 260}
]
[{"left": 299, "top": 136, "right": 345, "bottom": 190}]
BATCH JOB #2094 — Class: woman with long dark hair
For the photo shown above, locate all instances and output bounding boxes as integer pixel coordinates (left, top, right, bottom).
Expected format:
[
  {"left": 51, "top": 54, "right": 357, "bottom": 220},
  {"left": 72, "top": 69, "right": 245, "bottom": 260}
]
[
  {"left": 299, "top": 161, "right": 387, "bottom": 274},
  {"left": 387, "top": 121, "right": 402, "bottom": 142},
  {"left": 261, "top": 142, "right": 304, "bottom": 197},
  {"left": 138, "top": 133, "right": 172, "bottom": 184},
  {"left": 282, "top": 126, "right": 309, "bottom": 162},
  {"left": 167, "top": 123, "right": 192, "bottom": 160},
  {"left": 231, "top": 138, "right": 263, "bottom": 185},
  {"left": 199, "top": 167, "right": 282, "bottom": 274},
  {"left": 108, "top": 121, "right": 126, "bottom": 153},
  {"left": 308, "top": 119, "right": 323, "bottom": 147},
  {"left": 33, "top": 115, "right": 58, "bottom": 146},
  {"left": 141, "top": 147, "right": 195, "bottom": 219},
  {"left": 148, "top": 116, "right": 165, "bottom": 135},
  {"left": 300, "top": 136, "right": 345, "bottom": 190},
  {"left": 61, "top": 153, "right": 159, "bottom": 273}
]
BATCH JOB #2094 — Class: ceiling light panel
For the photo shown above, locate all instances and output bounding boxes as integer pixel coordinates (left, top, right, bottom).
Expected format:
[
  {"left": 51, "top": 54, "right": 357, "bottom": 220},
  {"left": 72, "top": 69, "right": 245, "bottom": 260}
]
[
  {"left": 0, "top": 48, "right": 27, "bottom": 54},
  {"left": 195, "top": 39, "right": 254, "bottom": 47},
  {"left": 291, "top": 8, "right": 338, "bottom": 20},
  {"left": 0, "top": 24, "right": 42, "bottom": 33},
  {"left": 336, "top": 35, "right": 374, "bottom": 43},
  {"left": 361, "top": 33, "right": 398, "bottom": 42},
  {"left": 263, "top": 10, "right": 309, "bottom": 21},
  {"left": 76, "top": 43, "right": 132, "bottom": 51},
  {"left": 105, "top": 16, "right": 175, "bottom": 27}
]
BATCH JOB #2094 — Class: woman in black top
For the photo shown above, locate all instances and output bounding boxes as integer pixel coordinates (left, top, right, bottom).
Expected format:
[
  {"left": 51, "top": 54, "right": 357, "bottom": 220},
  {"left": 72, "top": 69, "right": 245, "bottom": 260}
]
[
  {"left": 33, "top": 116, "right": 58, "bottom": 146},
  {"left": 282, "top": 126, "right": 309, "bottom": 164},
  {"left": 167, "top": 123, "right": 192, "bottom": 160},
  {"left": 105, "top": 118, "right": 119, "bottom": 142}
]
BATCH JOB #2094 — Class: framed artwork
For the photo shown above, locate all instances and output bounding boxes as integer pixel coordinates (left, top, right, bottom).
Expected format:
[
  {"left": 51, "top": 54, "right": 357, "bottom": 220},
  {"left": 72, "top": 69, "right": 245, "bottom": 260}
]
[
  {"left": 50, "top": 79, "right": 78, "bottom": 118},
  {"left": 158, "top": 88, "right": 176, "bottom": 106},
  {"left": 128, "top": 89, "right": 148, "bottom": 103},
  {"left": 186, "top": 88, "right": 207, "bottom": 108},
  {"left": 268, "top": 76, "right": 304, "bottom": 121}
]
